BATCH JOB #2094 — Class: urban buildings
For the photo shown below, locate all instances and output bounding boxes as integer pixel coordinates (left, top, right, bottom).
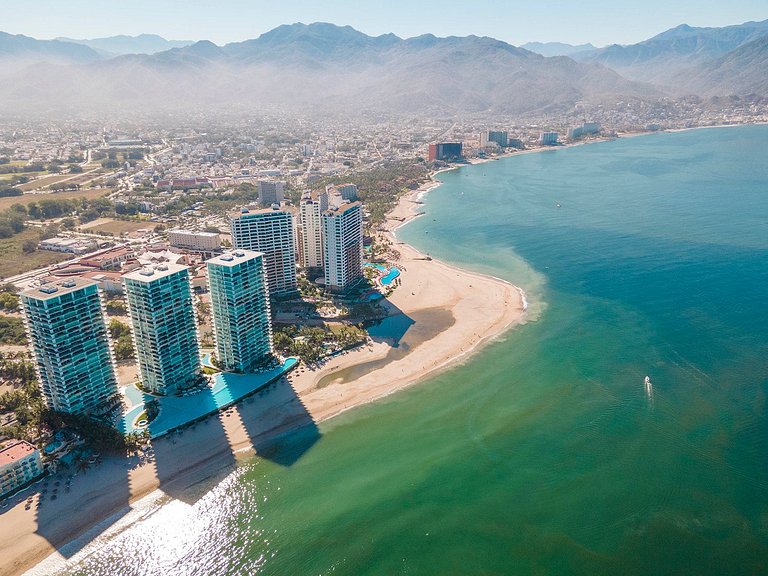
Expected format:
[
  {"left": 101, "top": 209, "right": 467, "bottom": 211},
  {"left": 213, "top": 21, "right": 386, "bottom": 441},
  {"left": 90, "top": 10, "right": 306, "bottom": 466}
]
[
  {"left": 322, "top": 202, "right": 364, "bottom": 292},
  {"left": 0, "top": 440, "right": 43, "bottom": 499},
  {"left": 567, "top": 122, "right": 601, "bottom": 140},
  {"left": 539, "top": 132, "right": 559, "bottom": 145},
  {"left": 168, "top": 229, "right": 221, "bottom": 253},
  {"left": 332, "top": 183, "right": 359, "bottom": 202},
  {"left": 428, "top": 142, "right": 463, "bottom": 161},
  {"left": 123, "top": 263, "right": 201, "bottom": 395},
  {"left": 257, "top": 180, "right": 285, "bottom": 206},
  {"left": 299, "top": 190, "right": 328, "bottom": 270},
  {"left": 230, "top": 207, "right": 297, "bottom": 297},
  {"left": 20, "top": 278, "right": 119, "bottom": 415},
  {"left": 207, "top": 250, "right": 273, "bottom": 373},
  {"left": 488, "top": 131, "right": 509, "bottom": 147}
]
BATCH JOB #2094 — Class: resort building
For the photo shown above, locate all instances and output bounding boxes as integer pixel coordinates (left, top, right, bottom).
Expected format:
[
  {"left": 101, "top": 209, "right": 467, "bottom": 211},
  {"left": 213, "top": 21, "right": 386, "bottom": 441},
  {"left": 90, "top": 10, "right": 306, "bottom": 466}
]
[
  {"left": 229, "top": 206, "right": 297, "bottom": 297},
  {"left": 0, "top": 440, "right": 43, "bottom": 499},
  {"left": 207, "top": 250, "right": 273, "bottom": 373},
  {"left": 322, "top": 201, "right": 364, "bottom": 292},
  {"left": 539, "top": 131, "right": 559, "bottom": 145},
  {"left": 328, "top": 183, "right": 359, "bottom": 202},
  {"left": 21, "top": 278, "right": 119, "bottom": 415},
  {"left": 428, "top": 142, "right": 463, "bottom": 161},
  {"left": 257, "top": 180, "right": 285, "bottom": 206},
  {"left": 488, "top": 130, "right": 509, "bottom": 147},
  {"left": 168, "top": 229, "right": 221, "bottom": 253},
  {"left": 123, "top": 263, "right": 201, "bottom": 395},
  {"left": 299, "top": 190, "right": 328, "bottom": 269}
]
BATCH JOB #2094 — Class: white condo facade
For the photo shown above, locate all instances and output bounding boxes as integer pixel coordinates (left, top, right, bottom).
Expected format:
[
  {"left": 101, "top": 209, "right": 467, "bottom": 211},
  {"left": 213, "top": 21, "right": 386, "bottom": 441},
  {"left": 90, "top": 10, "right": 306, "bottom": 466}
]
[
  {"left": 229, "top": 207, "right": 297, "bottom": 297},
  {"left": 299, "top": 190, "right": 328, "bottom": 269},
  {"left": 322, "top": 202, "right": 364, "bottom": 292}
]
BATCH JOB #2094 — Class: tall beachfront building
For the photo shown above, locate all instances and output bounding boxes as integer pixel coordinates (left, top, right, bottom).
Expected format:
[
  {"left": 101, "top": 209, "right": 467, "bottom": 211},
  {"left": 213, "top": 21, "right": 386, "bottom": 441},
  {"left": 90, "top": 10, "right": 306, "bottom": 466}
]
[
  {"left": 21, "top": 278, "right": 118, "bottom": 414},
  {"left": 322, "top": 201, "right": 364, "bottom": 292},
  {"left": 123, "top": 263, "right": 201, "bottom": 395},
  {"left": 229, "top": 206, "right": 297, "bottom": 297},
  {"left": 299, "top": 190, "right": 328, "bottom": 270},
  {"left": 207, "top": 250, "right": 273, "bottom": 373}
]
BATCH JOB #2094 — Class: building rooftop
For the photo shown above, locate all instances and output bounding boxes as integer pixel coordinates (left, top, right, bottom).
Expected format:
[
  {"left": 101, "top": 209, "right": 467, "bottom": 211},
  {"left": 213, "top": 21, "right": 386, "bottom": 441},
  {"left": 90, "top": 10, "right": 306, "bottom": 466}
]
[
  {"left": 206, "top": 249, "right": 264, "bottom": 268},
  {"left": 230, "top": 205, "right": 290, "bottom": 219},
  {"left": 169, "top": 229, "right": 220, "bottom": 238},
  {"left": 323, "top": 201, "right": 361, "bottom": 216},
  {"left": 122, "top": 262, "right": 189, "bottom": 283},
  {"left": 21, "top": 277, "right": 98, "bottom": 301},
  {"left": 0, "top": 440, "right": 37, "bottom": 467}
]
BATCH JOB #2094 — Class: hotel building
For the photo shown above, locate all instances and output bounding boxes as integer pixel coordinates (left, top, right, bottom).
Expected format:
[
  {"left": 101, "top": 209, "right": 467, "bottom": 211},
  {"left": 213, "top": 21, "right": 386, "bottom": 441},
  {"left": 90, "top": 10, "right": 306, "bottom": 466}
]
[
  {"left": 229, "top": 207, "right": 297, "bottom": 297},
  {"left": 322, "top": 202, "right": 364, "bottom": 292},
  {"left": 123, "top": 263, "right": 201, "bottom": 395},
  {"left": 299, "top": 190, "right": 328, "bottom": 270},
  {"left": 21, "top": 278, "right": 119, "bottom": 414},
  {"left": 0, "top": 440, "right": 43, "bottom": 499},
  {"left": 257, "top": 180, "right": 285, "bottom": 206},
  {"left": 168, "top": 229, "right": 221, "bottom": 253},
  {"left": 207, "top": 250, "right": 273, "bottom": 373}
]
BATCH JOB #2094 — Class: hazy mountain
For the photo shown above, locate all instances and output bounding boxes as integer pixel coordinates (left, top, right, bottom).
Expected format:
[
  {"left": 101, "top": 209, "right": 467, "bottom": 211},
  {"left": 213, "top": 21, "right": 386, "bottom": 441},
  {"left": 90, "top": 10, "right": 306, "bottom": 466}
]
[
  {"left": 574, "top": 19, "right": 768, "bottom": 85},
  {"left": 55, "top": 34, "right": 194, "bottom": 56},
  {"left": 679, "top": 35, "right": 768, "bottom": 96},
  {"left": 521, "top": 41, "right": 597, "bottom": 57},
  {"left": 0, "top": 22, "right": 659, "bottom": 118},
  {"left": 0, "top": 31, "right": 101, "bottom": 63}
]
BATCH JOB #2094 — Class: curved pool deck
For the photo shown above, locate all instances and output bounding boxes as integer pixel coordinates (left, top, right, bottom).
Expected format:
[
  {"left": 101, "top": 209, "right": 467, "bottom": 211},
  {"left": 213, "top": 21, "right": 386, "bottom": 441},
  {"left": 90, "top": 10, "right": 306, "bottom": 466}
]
[
  {"left": 119, "top": 357, "right": 298, "bottom": 438},
  {"left": 364, "top": 263, "right": 400, "bottom": 286}
]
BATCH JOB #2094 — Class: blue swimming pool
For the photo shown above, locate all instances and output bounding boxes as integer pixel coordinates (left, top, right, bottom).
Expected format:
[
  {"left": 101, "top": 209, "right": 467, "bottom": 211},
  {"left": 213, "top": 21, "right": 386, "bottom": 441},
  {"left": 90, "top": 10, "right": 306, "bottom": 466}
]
[
  {"left": 365, "top": 263, "right": 400, "bottom": 285},
  {"left": 118, "top": 357, "right": 298, "bottom": 438}
]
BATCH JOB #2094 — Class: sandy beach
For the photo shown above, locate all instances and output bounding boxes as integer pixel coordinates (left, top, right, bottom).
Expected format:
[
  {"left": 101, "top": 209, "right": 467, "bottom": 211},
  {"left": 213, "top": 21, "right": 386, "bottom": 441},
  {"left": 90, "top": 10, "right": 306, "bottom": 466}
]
[{"left": 0, "top": 174, "right": 526, "bottom": 576}]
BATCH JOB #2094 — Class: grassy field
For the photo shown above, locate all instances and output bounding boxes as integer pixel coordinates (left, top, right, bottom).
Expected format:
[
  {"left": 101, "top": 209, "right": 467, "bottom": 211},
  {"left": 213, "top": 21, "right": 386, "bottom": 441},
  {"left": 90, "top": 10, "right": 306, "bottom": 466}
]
[
  {"left": 0, "top": 228, "right": 70, "bottom": 280},
  {"left": 0, "top": 188, "right": 112, "bottom": 212},
  {"left": 0, "top": 170, "right": 48, "bottom": 182},
  {"left": 87, "top": 219, "right": 151, "bottom": 236},
  {"left": 19, "top": 173, "right": 81, "bottom": 192}
]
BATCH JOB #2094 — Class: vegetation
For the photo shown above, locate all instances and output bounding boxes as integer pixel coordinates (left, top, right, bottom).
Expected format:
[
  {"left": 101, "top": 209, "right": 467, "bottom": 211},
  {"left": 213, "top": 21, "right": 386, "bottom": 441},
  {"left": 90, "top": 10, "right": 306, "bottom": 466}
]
[
  {"left": 108, "top": 319, "right": 135, "bottom": 361},
  {"left": 317, "top": 161, "right": 429, "bottom": 226},
  {"left": 0, "top": 315, "right": 27, "bottom": 345},
  {"left": 0, "top": 285, "right": 20, "bottom": 311},
  {"left": 0, "top": 355, "right": 146, "bottom": 454},
  {"left": 105, "top": 298, "right": 127, "bottom": 315},
  {"left": 272, "top": 324, "right": 367, "bottom": 365}
]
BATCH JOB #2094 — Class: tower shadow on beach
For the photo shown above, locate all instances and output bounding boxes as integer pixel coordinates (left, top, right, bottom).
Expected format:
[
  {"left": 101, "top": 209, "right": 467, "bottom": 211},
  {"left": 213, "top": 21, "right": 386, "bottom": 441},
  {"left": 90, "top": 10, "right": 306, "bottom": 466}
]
[
  {"left": 150, "top": 384, "right": 237, "bottom": 506},
  {"left": 234, "top": 372, "right": 321, "bottom": 468},
  {"left": 24, "top": 438, "right": 132, "bottom": 560}
]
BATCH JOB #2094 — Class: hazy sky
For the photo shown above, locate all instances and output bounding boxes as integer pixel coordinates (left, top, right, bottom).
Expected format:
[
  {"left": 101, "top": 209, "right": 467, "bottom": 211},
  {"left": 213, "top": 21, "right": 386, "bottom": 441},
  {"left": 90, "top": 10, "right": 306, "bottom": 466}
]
[{"left": 3, "top": 0, "right": 766, "bottom": 46}]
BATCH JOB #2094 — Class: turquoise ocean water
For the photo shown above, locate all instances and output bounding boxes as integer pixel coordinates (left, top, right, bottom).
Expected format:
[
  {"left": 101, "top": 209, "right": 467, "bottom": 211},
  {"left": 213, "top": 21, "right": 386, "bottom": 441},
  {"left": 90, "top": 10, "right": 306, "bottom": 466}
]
[{"left": 47, "top": 126, "right": 768, "bottom": 575}]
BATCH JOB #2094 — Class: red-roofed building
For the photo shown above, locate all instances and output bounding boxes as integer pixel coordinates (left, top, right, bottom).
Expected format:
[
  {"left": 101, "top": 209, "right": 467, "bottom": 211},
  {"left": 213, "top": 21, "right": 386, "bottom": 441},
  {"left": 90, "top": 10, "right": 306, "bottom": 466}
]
[{"left": 0, "top": 440, "right": 43, "bottom": 498}]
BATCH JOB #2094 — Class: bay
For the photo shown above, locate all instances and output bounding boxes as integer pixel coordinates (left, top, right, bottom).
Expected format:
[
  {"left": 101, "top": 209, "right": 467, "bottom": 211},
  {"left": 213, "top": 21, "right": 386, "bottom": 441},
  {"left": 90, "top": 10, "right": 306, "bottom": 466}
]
[{"left": 49, "top": 125, "right": 768, "bottom": 575}]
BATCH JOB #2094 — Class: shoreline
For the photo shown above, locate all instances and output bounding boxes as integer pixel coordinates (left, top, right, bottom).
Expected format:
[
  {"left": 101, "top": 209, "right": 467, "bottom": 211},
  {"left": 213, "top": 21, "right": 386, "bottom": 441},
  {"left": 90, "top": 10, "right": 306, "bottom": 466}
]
[
  {"left": 12, "top": 119, "right": 762, "bottom": 575},
  {"left": 3, "top": 157, "right": 527, "bottom": 576}
]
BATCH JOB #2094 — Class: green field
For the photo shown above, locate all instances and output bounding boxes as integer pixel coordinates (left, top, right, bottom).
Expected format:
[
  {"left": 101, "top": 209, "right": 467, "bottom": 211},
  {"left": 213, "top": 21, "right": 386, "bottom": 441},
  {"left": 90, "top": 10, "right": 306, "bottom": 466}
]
[
  {"left": 0, "top": 228, "right": 70, "bottom": 280},
  {"left": 0, "top": 188, "right": 111, "bottom": 212}
]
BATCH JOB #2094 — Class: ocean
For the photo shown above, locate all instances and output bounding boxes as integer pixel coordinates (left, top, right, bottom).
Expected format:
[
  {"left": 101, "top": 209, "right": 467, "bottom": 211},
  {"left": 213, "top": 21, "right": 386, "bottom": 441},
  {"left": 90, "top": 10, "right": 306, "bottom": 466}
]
[{"left": 43, "top": 125, "right": 768, "bottom": 575}]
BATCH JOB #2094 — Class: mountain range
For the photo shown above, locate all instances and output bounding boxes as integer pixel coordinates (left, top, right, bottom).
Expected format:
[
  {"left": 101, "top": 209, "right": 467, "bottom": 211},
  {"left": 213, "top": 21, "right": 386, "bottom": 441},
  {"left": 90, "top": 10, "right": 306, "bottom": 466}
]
[
  {"left": 0, "top": 20, "right": 766, "bottom": 118},
  {"left": 54, "top": 34, "right": 194, "bottom": 56}
]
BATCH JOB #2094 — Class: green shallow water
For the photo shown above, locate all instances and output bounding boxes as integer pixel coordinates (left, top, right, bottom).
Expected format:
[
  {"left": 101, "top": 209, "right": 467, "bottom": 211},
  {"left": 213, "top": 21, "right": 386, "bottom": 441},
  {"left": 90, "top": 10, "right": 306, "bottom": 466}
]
[{"left": 45, "top": 126, "right": 768, "bottom": 575}]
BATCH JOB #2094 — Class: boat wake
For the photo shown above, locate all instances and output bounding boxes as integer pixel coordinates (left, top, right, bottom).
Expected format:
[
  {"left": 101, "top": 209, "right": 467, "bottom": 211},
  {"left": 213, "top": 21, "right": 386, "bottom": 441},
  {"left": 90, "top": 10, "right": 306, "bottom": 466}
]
[{"left": 644, "top": 375, "right": 654, "bottom": 408}]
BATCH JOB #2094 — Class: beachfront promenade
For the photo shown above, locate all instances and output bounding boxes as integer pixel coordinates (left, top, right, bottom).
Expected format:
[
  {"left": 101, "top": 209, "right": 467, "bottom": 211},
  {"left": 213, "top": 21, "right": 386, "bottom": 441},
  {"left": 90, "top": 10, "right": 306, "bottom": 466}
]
[{"left": 119, "top": 357, "right": 298, "bottom": 438}]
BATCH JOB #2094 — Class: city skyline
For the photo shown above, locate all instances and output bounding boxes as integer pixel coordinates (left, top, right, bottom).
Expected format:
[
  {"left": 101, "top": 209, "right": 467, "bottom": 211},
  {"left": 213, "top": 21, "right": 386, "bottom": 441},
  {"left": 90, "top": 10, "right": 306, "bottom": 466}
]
[{"left": 2, "top": 0, "right": 766, "bottom": 48}]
